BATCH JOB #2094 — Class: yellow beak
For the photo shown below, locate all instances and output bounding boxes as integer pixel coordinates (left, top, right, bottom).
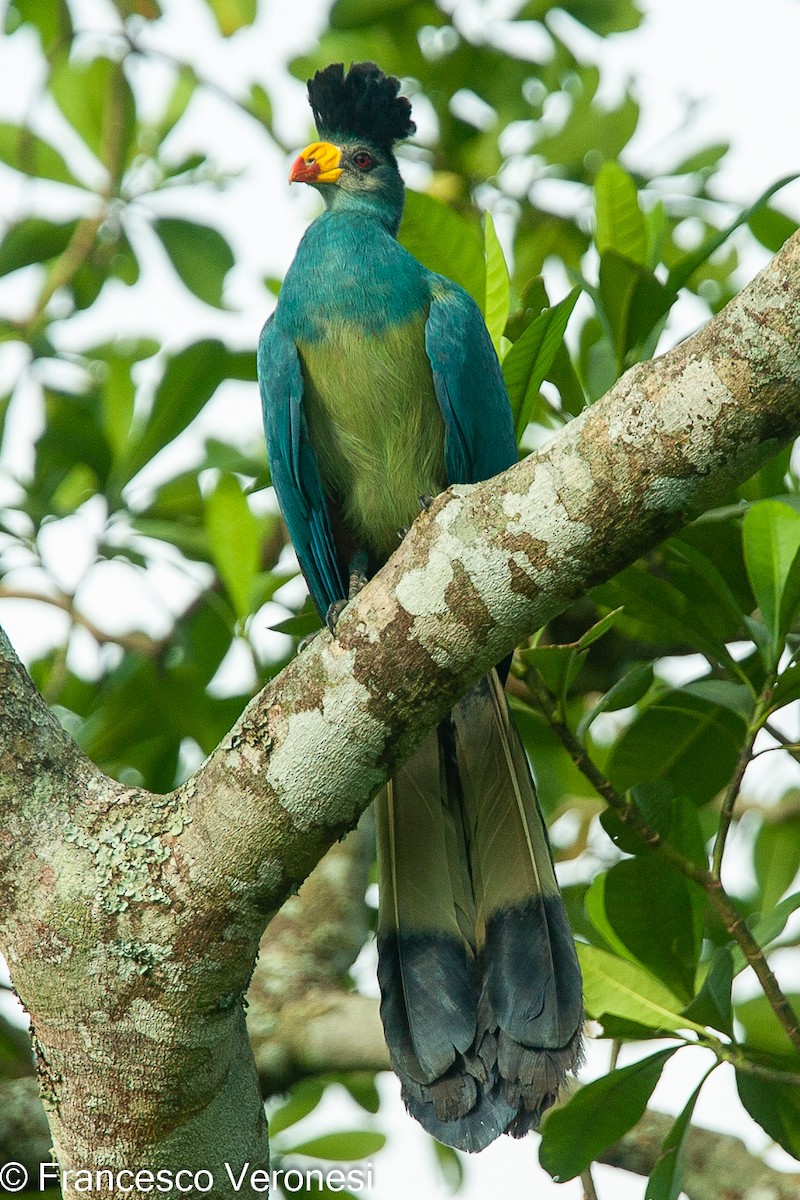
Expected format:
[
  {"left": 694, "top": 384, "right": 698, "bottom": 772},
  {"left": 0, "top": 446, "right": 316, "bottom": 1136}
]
[{"left": 289, "top": 141, "right": 343, "bottom": 185}]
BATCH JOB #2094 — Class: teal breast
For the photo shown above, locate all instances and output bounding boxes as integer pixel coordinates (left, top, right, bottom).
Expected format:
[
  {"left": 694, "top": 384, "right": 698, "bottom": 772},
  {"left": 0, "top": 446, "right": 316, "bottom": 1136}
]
[{"left": 298, "top": 310, "right": 447, "bottom": 565}]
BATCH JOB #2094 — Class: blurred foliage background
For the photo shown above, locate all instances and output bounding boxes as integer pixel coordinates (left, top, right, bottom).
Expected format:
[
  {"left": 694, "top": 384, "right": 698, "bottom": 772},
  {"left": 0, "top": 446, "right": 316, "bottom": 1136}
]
[{"left": 1, "top": 0, "right": 800, "bottom": 1196}]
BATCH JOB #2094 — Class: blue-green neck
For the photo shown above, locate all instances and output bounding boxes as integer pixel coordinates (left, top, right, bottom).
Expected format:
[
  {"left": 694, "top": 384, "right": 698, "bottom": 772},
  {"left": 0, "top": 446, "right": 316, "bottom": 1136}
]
[{"left": 319, "top": 171, "right": 405, "bottom": 235}]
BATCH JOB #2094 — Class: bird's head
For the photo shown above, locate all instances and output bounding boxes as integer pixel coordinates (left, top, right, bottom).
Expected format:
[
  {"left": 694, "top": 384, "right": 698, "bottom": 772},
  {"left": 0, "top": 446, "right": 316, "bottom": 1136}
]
[{"left": 290, "top": 62, "right": 415, "bottom": 233}]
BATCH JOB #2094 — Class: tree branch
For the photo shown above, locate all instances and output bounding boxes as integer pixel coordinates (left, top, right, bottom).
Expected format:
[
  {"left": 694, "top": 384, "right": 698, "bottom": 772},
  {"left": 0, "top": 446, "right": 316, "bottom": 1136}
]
[
  {"left": 599, "top": 1109, "right": 800, "bottom": 1200},
  {"left": 1, "top": 232, "right": 800, "bottom": 1190}
]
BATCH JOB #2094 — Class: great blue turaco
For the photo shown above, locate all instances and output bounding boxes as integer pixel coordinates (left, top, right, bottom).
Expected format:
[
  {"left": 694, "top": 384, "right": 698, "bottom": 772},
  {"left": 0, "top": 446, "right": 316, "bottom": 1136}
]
[{"left": 257, "top": 61, "right": 583, "bottom": 1153}]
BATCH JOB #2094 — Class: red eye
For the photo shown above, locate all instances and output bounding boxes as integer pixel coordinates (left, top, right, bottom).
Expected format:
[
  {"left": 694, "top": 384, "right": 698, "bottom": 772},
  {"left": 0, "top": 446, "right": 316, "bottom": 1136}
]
[{"left": 353, "top": 151, "right": 374, "bottom": 171}]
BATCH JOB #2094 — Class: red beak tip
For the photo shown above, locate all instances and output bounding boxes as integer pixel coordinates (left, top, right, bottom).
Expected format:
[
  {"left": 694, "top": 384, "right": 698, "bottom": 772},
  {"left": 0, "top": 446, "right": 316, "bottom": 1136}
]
[{"left": 289, "top": 154, "right": 320, "bottom": 184}]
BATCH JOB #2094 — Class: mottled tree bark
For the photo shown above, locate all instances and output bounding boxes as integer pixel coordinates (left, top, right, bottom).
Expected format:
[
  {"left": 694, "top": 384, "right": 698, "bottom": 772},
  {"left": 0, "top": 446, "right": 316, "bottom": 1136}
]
[{"left": 1, "top": 231, "right": 800, "bottom": 1195}]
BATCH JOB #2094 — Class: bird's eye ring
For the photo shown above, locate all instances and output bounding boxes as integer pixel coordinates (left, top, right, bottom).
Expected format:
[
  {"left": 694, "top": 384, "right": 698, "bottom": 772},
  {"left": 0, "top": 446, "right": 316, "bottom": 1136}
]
[{"left": 353, "top": 151, "right": 374, "bottom": 171}]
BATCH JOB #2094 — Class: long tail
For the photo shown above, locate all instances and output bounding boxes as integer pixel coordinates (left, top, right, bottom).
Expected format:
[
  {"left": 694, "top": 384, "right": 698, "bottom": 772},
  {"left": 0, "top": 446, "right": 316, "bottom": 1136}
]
[{"left": 375, "top": 670, "right": 583, "bottom": 1153}]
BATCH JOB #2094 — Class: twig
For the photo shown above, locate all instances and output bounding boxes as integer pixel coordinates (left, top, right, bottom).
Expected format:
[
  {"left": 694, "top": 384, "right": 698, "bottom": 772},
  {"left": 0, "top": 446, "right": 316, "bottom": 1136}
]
[
  {"left": 0, "top": 587, "right": 164, "bottom": 657},
  {"left": 712, "top": 684, "right": 773, "bottom": 876},
  {"left": 581, "top": 1166, "right": 600, "bottom": 1200}
]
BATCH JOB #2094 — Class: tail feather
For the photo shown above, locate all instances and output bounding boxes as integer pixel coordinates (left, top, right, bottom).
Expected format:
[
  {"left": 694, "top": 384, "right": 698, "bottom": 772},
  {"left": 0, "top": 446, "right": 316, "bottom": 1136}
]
[
  {"left": 375, "top": 733, "right": 477, "bottom": 1083},
  {"left": 376, "top": 670, "right": 583, "bottom": 1152},
  {"left": 452, "top": 673, "right": 582, "bottom": 1047}
]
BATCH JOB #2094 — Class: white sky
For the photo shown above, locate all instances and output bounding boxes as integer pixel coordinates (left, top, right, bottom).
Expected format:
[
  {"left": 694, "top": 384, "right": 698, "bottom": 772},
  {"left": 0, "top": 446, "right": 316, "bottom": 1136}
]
[{"left": 1, "top": 0, "right": 800, "bottom": 1196}]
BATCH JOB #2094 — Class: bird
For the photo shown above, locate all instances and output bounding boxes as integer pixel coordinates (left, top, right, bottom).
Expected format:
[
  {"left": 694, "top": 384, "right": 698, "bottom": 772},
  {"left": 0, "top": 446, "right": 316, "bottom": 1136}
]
[{"left": 257, "top": 61, "right": 583, "bottom": 1153}]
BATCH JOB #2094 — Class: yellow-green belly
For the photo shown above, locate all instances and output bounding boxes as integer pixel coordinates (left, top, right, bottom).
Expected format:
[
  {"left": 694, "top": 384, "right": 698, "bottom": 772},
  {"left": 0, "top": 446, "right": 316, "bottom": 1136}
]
[{"left": 298, "top": 313, "right": 447, "bottom": 565}]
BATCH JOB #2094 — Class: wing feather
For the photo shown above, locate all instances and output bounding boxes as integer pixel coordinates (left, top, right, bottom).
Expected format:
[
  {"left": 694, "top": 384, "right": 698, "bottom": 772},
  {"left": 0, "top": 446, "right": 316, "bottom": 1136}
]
[
  {"left": 424, "top": 278, "right": 518, "bottom": 486},
  {"left": 257, "top": 316, "right": 346, "bottom": 616}
]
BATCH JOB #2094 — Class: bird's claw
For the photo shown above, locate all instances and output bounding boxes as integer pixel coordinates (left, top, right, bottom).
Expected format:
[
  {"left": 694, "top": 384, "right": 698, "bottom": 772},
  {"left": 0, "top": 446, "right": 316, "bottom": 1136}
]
[
  {"left": 326, "top": 551, "right": 369, "bottom": 633},
  {"left": 348, "top": 550, "right": 369, "bottom": 599},
  {"left": 418, "top": 494, "right": 433, "bottom": 511},
  {"left": 325, "top": 599, "right": 348, "bottom": 633}
]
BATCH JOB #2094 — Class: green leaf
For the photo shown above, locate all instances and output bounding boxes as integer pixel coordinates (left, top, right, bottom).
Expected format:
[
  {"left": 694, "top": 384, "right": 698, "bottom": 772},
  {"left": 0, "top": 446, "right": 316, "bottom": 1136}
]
[
  {"left": 330, "top": 0, "right": 419, "bottom": 26},
  {"left": 598, "top": 250, "right": 677, "bottom": 366},
  {"left": 0, "top": 217, "right": 78, "bottom": 276},
  {"left": 736, "top": 993, "right": 800, "bottom": 1058},
  {"left": 743, "top": 498, "right": 800, "bottom": 661},
  {"left": 577, "top": 663, "right": 654, "bottom": 740},
  {"left": 483, "top": 210, "right": 510, "bottom": 355},
  {"left": 269, "top": 609, "right": 323, "bottom": 641},
  {"left": 672, "top": 142, "right": 729, "bottom": 177},
  {"left": 431, "top": 1140, "right": 463, "bottom": 1193},
  {"left": 539, "top": 1048, "right": 676, "bottom": 1182},
  {"left": 153, "top": 67, "right": 197, "bottom": 142},
  {"left": 592, "top": 560, "right": 740, "bottom": 671},
  {"left": 586, "top": 853, "right": 703, "bottom": 1002},
  {"left": 203, "top": 0, "right": 256, "bottom": 35},
  {"left": 118, "top": 340, "right": 255, "bottom": 484},
  {"left": 595, "top": 161, "right": 648, "bottom": 265},
  {"left": 503, "top": 289, "right": 579, "bottom": 437},
  {"left": 5, "top": 0, "right": 73, "bottom": 51},
  {"left": 577, "top": 606, "right": 624, "bottom": 649},
  {"left": 532, "top": 67, "right": 640, "bottom": 172},
  {"left": 645, "top": 1073, "right": 709, "bottom": 1200},
  {"left": 748, "top": 206, "right": 798, "bottom": 253},
  {"left": 771, "top": 663, "right": 800, "bottom": 712},
  {"left": 557, "top": 0, "right": 643, "bottom": 35},
  {"left": 399, "top": 191, "right": 484, "bottom": 307},
  {"left": 736, "top": 1064, "right": 800, "bottom": 1158},
  {"left": 244, "top": 83, "right": 273, "bottom": 129},
  {"left": 286, "top": 1131, "right": 386, "bottom": 1161},
  {"left": 204, "top": 473, "right": 261, "bottom": 619},
  {"left": 607, "top": 692, "right": 747, "bottom": 806},
  {"left": 0, "top": 391, "right": 11, "bottom": 455},
  {"left": 577, "top": 943, "right": 702, "bottom": 1033},
  {"left": 0, "top": 122, "right": 84, "bottom": 187},
  {"left": 664, "top": 537, "right": 750, "bottom": 646},
  {"left": 82, "top": 340, "right": 155, "bottom": 475},
  {"left": 518, "top": 644, "right": 584, "bottom": 699},
  {"left": 118, "top": 0, "right": 163, "bottom": 16},
  {"left": 431, "top": 1142, "right": 462, "bottom": 1190},
  {"left": 341, "top": 1074, "right": 380, "bottom": 1114},
  {"left": 50, "top": 57, "right": 136, "bottom": 170},
  {"left": 754, "top": 813, "right": 800, "bottom": 914},
  {"left": 268, "top": 1079, "right": 324, "bottom": 1137},
  {"left": 668, "top": 174, "right": 799, "bottom": 292},
  {"left": 30, "top": 385, "right": 112, "bottom": 516},
  {"left": 683, "top": 948, "right": 733, "bottom": 1036},
  {"left": 599, "top": 806, "right": 653, "bottom": 858},
  {"left": 731, "top": 892, "right": 800, "bottom": 975},
  {"left": 153, "top": 218, "right": 234, "bottom": 308}
]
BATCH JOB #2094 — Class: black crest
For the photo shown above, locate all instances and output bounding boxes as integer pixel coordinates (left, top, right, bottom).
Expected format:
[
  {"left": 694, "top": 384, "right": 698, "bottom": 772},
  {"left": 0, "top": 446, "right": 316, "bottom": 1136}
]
[{"left": 307, "top": 62, "right": 415, "bottom": 154}]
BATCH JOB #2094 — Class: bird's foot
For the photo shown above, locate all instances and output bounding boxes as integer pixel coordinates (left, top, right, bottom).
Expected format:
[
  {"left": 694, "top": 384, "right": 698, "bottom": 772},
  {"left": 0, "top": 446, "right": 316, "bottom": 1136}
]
[
  {"left": 325, "top": 600, "right": 347, "bottom": 633},
  {"left": 396, "top": 525, "right": 410, "bottom": 541},
  {"left": 348, "top": 549, "right": 369, "bottom": 600},
  {"left": 418, "top": 494, "right": 433, "bottom": 511},
  {"left": 325, "top": 551, "right": 369, "bottom": 633}
]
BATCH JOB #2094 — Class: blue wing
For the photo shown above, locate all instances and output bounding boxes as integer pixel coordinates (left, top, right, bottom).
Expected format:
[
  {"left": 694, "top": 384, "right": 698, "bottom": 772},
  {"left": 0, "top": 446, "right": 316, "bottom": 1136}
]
[
  {"left": 424, "top": 278, "right": 518, "bottom": 485},
  {"left": 257, "top": 316, "right": 346, "bottom": 617}
]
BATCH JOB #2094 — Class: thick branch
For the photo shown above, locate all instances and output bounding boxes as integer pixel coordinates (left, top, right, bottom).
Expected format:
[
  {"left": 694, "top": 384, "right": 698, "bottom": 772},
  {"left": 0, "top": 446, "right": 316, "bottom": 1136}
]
[
  {"left": 1, "top": 233, "right": 800, "bottom": 1190},
  {"left": 600, "top": 1109, "right": 800, "bottom": 1200},
  {"left": 184, "top": 229, "right": 800, "bottom": 919}
]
